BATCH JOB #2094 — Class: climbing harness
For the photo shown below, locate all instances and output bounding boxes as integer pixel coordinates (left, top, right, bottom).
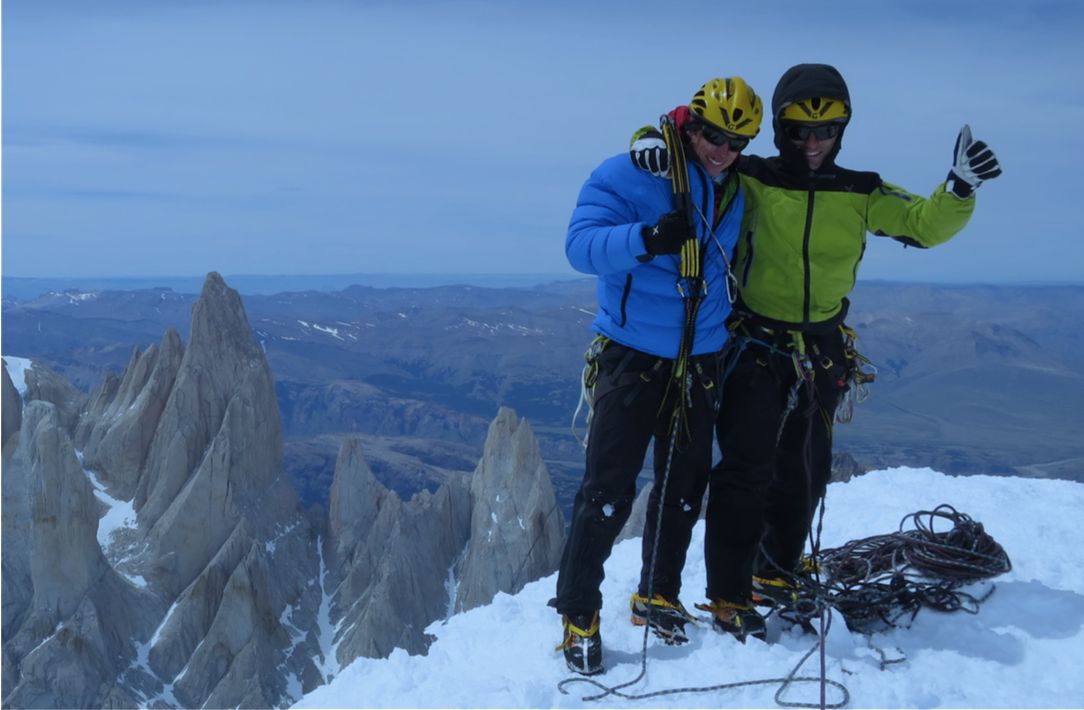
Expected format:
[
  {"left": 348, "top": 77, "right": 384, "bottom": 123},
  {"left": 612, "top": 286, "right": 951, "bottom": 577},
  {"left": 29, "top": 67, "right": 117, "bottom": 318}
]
[
  {"left": 717, "top": 315, "right": 877, "bottom": 444},
  {"left": 571, "top": 342, "right": 677, "bottom": 448},
  {"left": 570, "top": 335, "right": 609, "bottom": 447}
]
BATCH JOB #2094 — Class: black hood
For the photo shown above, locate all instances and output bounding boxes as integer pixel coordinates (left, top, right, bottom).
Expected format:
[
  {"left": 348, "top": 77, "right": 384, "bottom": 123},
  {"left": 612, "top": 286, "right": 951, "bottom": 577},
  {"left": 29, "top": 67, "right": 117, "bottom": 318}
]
[{"left": 771, "top": 63, "right": 851, "bottom": 171}]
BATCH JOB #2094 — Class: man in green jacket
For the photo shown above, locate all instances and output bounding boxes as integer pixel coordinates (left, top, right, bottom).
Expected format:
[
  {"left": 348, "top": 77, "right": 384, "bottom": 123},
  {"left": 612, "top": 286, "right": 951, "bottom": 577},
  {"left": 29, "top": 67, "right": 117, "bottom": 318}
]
[{"left": 629, "top": 63, "right": 1002, "bottom": 640}]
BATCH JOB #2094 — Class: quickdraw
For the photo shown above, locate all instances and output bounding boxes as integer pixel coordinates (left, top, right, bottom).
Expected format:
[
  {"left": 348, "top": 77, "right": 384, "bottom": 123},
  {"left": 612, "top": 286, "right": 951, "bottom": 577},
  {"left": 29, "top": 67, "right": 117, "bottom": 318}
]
[
  {"left": 835, "top": 325, "right": 877, "bottom": 424},
  {"left": 776, "top": 331, "right": 816, "bottom": 446}
]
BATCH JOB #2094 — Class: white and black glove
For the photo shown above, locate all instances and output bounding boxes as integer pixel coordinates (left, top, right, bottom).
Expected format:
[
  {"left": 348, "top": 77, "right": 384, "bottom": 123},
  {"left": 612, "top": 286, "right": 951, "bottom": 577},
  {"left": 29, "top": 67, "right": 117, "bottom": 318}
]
[
  {"left": 630, "top": 130, "right": 670, "bottom": 178},
  {"left": 947, "top": 124, "right": 1002, "bottom": 198}
]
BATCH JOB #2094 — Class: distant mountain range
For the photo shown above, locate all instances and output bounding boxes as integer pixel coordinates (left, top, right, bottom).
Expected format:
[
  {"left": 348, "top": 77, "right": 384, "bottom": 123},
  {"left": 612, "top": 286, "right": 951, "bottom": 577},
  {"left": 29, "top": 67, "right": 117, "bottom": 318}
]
[{"left": 4, "top": 278, "right": 1083, "bottom": 518}]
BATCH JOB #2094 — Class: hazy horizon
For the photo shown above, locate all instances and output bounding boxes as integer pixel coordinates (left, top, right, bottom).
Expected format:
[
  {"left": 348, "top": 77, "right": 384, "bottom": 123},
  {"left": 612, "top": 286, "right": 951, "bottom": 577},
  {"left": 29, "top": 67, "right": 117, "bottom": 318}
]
[{"left": 4, "top": 271, "right": 1082, "bottom": 303}]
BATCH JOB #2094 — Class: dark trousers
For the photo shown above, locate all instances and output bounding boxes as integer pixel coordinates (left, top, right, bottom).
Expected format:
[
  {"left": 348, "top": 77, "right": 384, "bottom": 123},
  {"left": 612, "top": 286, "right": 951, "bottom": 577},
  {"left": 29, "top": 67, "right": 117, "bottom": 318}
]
[
  {"left": 554, "top": 342, "right": 717, "bottom": 615},
  {"left": 705, "top": 326, "right": 847, "bottom": 603}
]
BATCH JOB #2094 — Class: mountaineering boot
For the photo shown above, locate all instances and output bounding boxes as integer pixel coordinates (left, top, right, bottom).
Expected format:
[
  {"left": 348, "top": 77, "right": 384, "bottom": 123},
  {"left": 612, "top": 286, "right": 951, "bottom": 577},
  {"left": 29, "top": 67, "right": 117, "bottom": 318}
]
[
  {"left": 752, "top": 554, "right": 819, "bottom": 607},
  {"left": 751, "top": 574, "right": 800, "bottom": 608},
  {"left": 754, "top": 556, "right": 821, "bottom": 629},
  {"left": 755, "top": 576, "right": 821, "bottom": 634},
  {"left": 557, "top": 612, "right": 603, "bottom": 675},
  {"left": 695, "top": 599, "right": 767, "bottom": 643},
  {"left": 630, "top": 593, "right": 695, "bottom": 645},
  {"left": 752, "top": 567, "right": 821, "bottom": 634}
]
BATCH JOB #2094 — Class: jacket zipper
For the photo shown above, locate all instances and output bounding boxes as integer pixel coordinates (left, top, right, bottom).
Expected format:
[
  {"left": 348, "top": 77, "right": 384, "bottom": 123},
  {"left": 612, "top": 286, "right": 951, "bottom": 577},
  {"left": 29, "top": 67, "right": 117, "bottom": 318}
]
[
  {"left": 740, "top": 227, "right": 754, "bottom": 288},
  {"left": 619, "top": 273, "right": 632, "bottom": 327}
]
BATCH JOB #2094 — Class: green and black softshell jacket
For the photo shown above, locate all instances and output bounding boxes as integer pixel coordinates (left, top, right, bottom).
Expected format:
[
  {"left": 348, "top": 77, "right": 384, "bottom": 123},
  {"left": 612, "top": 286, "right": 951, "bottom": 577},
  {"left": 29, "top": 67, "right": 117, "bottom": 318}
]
[{"left": 736, "top": 63, "right": 976, "bottom": 328}]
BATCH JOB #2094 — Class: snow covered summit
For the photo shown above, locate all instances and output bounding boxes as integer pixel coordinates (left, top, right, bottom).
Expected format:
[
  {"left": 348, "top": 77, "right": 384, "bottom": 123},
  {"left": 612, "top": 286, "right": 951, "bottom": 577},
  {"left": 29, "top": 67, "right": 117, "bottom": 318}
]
[{"left": 296, "top": 467, "right": 1084, "bottom": 709}]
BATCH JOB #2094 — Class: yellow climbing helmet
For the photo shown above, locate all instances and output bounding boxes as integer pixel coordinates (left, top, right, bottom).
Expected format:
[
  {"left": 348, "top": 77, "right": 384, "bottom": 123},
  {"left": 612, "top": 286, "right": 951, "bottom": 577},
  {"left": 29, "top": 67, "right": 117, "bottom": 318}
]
[
  {"left": 689, "top": 77, "right": 764, "bottom": 138},
  {"left": 778, "top": 97, "right": 850, "bottom": 123}
]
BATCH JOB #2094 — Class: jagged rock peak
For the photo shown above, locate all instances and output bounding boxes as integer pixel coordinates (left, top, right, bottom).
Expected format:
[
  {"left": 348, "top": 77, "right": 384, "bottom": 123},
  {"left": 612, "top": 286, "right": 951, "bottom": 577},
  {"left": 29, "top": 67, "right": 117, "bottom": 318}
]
[
  {"left": 454, "top": 406, "right": 564, "bottom": 612},
  {"left": 472, "top": 406, "right": 550, "bottom": 499},
  {"left": 21, "top": 402, "right": 109, "bottom": 618},
  {"left": 327, "top": 436, "right": 396, "bottom": 562},
  {"left": 21, "top": 360, "right": 85, "bottom": 435},
  {"left": 189, "top": 271, "right": 263, "bottom": 363},
  {"left": 322, "top": 432, "right": 474, "bottom": 667},
  {"left": 77, "top": 328, "right": 184, "bottom": 499},
  {"left": 133, "top": 271, "right": 288, "bottom": 597}
]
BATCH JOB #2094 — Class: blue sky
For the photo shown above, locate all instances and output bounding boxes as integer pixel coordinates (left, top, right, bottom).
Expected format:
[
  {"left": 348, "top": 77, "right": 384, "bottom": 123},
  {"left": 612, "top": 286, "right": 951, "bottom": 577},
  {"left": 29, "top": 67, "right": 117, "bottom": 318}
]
[{"left": 3, "top": 0, "right": 1082, "bottom": 282}]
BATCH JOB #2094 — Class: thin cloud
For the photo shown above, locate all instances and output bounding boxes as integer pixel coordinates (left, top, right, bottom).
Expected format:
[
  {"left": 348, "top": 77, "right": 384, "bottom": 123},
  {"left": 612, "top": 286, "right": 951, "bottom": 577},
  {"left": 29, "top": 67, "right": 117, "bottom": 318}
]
[{"left": 2, "top": 1, "right": 1082, "bottom": 281}]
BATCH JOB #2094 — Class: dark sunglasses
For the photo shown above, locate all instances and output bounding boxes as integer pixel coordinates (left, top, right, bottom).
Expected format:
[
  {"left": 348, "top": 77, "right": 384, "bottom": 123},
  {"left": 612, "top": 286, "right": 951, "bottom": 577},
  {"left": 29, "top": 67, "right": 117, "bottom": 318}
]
[
  {"left": 693, "top": 121, "right": 749, "bottom": 152},
  {"left": 783, "top": 122, "right": 843, "bottom": 142}
]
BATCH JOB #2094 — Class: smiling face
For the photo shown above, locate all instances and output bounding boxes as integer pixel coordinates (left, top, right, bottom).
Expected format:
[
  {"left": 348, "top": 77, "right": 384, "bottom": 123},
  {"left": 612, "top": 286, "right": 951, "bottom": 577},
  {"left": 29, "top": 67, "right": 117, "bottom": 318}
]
[
  {"left": 794, "top": 131, "right": 838, "bottom": 171},
  {"left": 781, "top": 120, "right": 843, "bottom": 171},
  {"left": 687, "top": 127, "right": 741, "bottom": 178}
]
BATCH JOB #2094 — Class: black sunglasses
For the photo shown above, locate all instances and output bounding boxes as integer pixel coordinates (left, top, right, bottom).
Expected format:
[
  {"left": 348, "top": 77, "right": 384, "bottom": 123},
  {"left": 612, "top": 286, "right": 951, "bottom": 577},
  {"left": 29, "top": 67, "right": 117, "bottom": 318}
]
[
  {"left": 783, "top": 122, "right": 843, "bottom": 142},
  {"left": 693, "top": 120, "right": 749, "bottom": 152}
]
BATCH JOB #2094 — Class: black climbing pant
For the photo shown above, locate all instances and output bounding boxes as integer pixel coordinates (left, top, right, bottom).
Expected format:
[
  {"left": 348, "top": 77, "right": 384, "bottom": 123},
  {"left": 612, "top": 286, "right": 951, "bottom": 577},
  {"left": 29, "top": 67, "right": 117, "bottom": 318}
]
[
  {"left": 705, "top": 323, "right": 848, "bottom": 603},
  {"left": 555, "top": 342, "right": 718, "bottom": 615}
]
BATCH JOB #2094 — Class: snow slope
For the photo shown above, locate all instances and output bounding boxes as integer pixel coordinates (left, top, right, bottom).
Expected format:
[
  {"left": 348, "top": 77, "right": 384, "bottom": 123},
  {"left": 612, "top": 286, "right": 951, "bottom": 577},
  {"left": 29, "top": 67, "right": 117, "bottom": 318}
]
[
  {"left": 296, "top": 468, "right": 1084, "bottom": 709},
  {"left": 1, "top": 355, "right": 33, "bottom": 396}
]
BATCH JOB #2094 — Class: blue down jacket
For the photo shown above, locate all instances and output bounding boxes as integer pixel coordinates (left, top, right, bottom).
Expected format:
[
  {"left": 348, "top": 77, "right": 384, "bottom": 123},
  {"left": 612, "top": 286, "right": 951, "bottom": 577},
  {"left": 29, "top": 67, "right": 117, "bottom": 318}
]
[{"left": 565, "top": 153, "right": 744, "bottom": 358}]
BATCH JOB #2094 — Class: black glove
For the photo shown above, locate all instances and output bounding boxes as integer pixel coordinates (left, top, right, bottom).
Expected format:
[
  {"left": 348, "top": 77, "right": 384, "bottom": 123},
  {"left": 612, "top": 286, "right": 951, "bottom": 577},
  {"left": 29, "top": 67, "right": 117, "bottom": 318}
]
[
  {"left": 641, "top": 209, "right": 689, "bottom": 256},
  {"left": 947, "top": 124, "right": 1002, "bottom": 198},
  {"left": 629, "top": 128, "right": 670, "bottom": 178}
]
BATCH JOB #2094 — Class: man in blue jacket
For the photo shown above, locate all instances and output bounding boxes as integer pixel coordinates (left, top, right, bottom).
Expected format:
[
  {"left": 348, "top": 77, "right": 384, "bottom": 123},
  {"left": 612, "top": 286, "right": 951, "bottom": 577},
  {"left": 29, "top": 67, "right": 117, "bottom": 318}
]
[{"left": 553, "top": 77, "right": 763, "bottom": 675}]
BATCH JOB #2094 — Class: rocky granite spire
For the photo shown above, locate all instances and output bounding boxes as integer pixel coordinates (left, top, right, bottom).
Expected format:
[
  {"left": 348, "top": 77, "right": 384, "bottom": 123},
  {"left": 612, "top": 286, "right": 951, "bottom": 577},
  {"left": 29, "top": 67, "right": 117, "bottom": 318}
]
[
  {"left": 76, "top": 329, "right": 184, "bottom": 500},
  {"left": 21, "top": 360, "right": 85, "bottom": 435},
  {"left": 453, "top": 406, "right": 564, "bottom": 612},
  {"left": 3, "top": 273, "right": 319, "bottom": 709},
  {"left": 134, "top": 272, "right": 293, "bottom": 597},
  {"left": 325, "top": 436, "right": 472, "bottom": 668},
  {"left": 326, "top": 436, "right": 395, "bottom": 576},
  {"left": 2, "top": 401, "right": 160, "bottom": 709}
]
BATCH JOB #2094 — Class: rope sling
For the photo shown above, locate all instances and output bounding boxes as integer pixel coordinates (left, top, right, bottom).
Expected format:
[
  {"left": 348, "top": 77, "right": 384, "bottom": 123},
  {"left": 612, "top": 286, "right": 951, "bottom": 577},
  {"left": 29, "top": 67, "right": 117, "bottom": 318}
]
[{"left": 570, "top": 115, "right": 710, "bottom": 448}]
